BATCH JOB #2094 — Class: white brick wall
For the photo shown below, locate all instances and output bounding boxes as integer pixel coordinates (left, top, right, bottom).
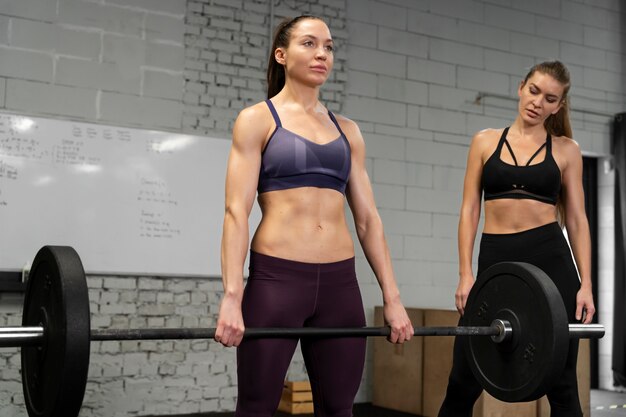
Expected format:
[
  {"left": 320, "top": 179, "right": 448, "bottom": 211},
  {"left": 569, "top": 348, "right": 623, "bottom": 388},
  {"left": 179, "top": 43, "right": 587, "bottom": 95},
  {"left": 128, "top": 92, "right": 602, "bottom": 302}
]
[
  {"left": 0, "top": 0, "right": 624, "bottom": 415},
  {"left": 0, "top": 0, "right": 186, "bottom": 130},
  {"left": 82, "top": 276, "right": 236, "bottom": 416}
]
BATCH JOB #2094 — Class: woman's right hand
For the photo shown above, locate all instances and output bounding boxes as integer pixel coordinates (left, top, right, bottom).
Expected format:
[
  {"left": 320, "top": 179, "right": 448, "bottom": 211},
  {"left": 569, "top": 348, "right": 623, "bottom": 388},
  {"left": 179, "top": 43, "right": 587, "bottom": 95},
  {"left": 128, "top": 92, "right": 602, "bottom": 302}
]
[
  {"left": 217, "top": 104, "right": 268, "bottom": 348},
  {"left": 215, "top": 293, "right": 245, "bottom": 347},
  {"left": 455, "top": 274, "right": 475, "bottom": 316}
]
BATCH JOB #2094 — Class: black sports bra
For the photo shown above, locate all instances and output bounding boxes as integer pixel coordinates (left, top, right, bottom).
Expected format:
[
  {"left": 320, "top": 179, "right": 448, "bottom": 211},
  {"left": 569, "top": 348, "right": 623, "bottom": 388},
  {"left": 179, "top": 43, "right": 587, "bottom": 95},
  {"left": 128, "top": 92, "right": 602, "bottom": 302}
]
[{"left": 482, "top": 127, "right": 561, "bottom": 205}]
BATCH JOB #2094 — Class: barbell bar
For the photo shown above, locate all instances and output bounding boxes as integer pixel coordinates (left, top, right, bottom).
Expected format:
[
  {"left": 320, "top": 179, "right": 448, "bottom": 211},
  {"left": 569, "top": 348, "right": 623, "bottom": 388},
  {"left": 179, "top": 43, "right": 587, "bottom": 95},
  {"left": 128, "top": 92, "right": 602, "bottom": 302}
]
[
  {"left": 0, "top": 322, "right": 504, "bottom": 345},
  {"left": 0, "top": 321, "right": 605, "bottom": 346},
  {"left": 5, "top": 246, "right": 606, "bottom": 417}
]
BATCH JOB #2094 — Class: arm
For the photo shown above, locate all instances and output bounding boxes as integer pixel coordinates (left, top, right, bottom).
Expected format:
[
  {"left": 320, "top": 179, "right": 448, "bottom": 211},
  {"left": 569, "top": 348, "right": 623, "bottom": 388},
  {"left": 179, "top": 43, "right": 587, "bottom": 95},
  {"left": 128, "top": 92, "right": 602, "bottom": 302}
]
[
  {"left": 216, "top": 106, "right": 268, "bottom": 346},
  {"left": 560, "top": 139, "right": 595, "bottom": 324},
  {"left": 456, "top": 131, "right": 488, "bottom": 315},
  {"left": 341, "top": 118, "right": 413, "bottom": 344}
]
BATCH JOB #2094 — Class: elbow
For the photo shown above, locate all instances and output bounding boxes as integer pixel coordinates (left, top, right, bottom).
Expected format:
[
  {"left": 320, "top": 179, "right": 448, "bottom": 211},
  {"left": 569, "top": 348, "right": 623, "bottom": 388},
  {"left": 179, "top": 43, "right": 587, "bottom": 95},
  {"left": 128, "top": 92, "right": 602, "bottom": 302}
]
[
  {"left": 565, "top": 212, "right": 588, "bottom": 235},
  {"left": 224, "top": 204, "right": 236, "bottom": 222},
  {"left": 460, "top": 204, "right": 480, "bottom": 224},
  {"left": 354, "top": 217, "right": 368, "bottom": 238},
  {"left": 224, "top": 203, "right": 236, "bottom": 216},
  {"left": 355, "top": 212, "right": 382, "bottom": 239},
  {"left": 224, "top": 203, "right": 248, "bottom": 228}
]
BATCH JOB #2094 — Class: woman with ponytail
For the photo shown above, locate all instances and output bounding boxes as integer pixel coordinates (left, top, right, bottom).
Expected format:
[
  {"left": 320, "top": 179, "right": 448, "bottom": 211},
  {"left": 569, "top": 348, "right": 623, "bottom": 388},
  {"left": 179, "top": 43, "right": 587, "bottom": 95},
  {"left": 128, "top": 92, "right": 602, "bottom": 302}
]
[
  {"left": 438, "top": 61, "right": 595, "bottom": 417},
  {"left": 215, "top": 15, "right": 413, "bottom": 417}
]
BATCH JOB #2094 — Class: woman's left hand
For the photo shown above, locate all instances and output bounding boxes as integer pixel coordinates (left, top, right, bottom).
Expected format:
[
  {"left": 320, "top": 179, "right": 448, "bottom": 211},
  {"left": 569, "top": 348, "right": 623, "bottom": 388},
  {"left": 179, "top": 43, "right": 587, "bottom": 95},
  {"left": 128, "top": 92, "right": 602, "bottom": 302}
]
[
  {"left": 383, "top": 300, "right": 413, "bottom": 344},
  {"left": 575, "top": 287, "right": 596, "bottom": 324}
]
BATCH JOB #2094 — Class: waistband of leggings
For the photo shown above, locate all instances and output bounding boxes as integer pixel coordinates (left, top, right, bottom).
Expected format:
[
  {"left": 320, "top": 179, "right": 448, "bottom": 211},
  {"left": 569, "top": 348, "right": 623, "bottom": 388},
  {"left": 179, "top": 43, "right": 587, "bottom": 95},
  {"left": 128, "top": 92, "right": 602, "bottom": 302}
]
[
  {"left": 249, "top": 251, "right": 355, "bottom": 273},
  {"left": 480, "top": 221, "right": 562, "bottom": 242}
]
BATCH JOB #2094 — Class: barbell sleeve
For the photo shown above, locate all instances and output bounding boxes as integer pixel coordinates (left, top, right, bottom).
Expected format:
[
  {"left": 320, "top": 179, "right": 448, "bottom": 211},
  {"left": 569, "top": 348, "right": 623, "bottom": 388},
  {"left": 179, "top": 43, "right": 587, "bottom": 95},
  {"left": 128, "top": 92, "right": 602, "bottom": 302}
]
[
  {"left": 0, "top": 326, "right": 44, "bottom": 348},
  {"left": 568, "top": 323, "right": 605, "bottom": 338}
]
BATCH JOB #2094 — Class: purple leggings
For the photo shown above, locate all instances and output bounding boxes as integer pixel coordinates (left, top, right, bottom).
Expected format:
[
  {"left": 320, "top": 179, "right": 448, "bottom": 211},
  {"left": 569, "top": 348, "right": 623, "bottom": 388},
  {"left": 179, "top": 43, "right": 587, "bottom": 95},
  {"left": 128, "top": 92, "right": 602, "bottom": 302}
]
[{"left": 235, "top": 251, "right": 366, "bottom": 417}]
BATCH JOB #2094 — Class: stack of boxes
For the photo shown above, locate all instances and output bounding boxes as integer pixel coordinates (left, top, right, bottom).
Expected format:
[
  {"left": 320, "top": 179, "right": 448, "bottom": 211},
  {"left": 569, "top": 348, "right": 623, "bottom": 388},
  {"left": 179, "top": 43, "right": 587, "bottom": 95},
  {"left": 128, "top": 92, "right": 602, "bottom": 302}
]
[{"left": 278, "top": 380, "right": 314, "bottom": 414}]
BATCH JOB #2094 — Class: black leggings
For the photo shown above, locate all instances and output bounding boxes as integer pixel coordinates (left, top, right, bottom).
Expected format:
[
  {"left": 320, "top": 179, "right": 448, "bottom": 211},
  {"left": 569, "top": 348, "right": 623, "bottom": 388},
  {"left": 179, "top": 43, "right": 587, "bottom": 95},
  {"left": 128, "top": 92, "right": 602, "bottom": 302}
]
[
  {"left": 438, "top": 222, "right": 582, "bottom": 417},
  {"left": 235, "top": 251, "right": 366, "bottom": 417}
]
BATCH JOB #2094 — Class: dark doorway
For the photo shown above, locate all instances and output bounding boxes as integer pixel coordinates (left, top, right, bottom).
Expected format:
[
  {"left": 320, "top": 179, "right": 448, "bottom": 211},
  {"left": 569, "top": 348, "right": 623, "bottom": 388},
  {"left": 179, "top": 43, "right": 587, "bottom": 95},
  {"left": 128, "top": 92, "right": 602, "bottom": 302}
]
[{"left": 582, "top": 156, "right": 599, "bottom": 388}]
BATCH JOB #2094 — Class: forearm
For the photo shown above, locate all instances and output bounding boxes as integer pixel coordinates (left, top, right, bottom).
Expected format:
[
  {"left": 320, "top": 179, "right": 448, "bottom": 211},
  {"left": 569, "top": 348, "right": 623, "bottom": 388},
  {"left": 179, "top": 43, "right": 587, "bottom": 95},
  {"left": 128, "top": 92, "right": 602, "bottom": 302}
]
[
  {"left": 356, "top": 215, "right": 400, "bottom": 303},
  {"left": 220, "top": 209, "right": 249, "bottom": 299},
  {"left": 458, "top": 208, "right": 480, "bottom": 278}
]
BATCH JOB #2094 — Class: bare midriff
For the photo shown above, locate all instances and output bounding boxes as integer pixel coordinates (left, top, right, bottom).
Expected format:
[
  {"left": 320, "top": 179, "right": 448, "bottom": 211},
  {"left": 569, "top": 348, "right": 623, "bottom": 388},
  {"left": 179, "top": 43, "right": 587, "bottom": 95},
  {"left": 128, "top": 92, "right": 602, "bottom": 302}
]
[
  {"left": 483, "top": 199, "right": 558, "bottom": 234},
  {"left": 251, "top": 187, "right": 355, "bottom": 263}
]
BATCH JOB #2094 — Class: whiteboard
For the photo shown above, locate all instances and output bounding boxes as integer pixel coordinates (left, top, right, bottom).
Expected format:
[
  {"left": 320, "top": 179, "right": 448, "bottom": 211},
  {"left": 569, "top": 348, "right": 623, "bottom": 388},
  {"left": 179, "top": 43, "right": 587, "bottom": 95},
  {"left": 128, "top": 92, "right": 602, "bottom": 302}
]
[{"left": 0, "top": 113, "right": 261, "bottom": 277}]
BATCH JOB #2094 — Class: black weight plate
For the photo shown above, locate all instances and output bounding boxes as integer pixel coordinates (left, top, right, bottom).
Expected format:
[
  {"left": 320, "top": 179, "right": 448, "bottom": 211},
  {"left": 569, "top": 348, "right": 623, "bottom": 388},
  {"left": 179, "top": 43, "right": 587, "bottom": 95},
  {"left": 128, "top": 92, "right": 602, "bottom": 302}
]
[
  {"left": 21, "top": 246, "right": 91, "bottom": 417},
  {"left": 463, "top": 262, "right": 569, "bottom": 402}
]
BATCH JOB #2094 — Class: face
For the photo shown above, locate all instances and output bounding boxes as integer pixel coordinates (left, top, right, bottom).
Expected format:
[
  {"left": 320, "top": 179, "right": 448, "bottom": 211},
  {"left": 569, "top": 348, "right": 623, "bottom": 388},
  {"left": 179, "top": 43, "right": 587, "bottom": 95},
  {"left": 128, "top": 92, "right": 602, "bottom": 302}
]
[
  {"left": 517, "top": 71, "right": 566, "bottom": 125},
  {"left": 275, "top": 18, "right": 334, "bottom": 87}
]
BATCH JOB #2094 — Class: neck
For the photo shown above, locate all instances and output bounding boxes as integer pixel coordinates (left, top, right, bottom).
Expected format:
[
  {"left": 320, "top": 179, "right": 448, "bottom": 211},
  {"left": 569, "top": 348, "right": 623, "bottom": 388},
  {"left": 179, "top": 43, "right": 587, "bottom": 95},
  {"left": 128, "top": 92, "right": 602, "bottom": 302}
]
[
  {"left": 509, "top": 118, "right": 548, "bottom": 141},
  {"left": 274, "top": 79, "right": 323, "bottom": 113}
]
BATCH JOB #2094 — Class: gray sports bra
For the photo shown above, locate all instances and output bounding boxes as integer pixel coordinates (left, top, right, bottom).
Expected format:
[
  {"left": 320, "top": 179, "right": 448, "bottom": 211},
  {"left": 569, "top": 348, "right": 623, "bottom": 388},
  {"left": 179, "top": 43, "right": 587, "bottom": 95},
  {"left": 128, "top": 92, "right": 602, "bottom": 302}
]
[{"left": 258, "top": 99, "right": 351, "bottom": 194}]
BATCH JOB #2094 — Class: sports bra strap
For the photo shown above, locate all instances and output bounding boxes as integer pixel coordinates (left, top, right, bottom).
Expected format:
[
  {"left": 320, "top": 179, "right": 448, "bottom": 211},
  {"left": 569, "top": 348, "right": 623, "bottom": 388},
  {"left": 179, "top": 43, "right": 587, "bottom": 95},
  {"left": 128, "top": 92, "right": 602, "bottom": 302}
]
[
  {"left": 546, "top": 134, "right": 552, "bottom": 152},
  {"left": 496, "top": 127, "right": 509, "bottom": 152},
  {"left": 526, "top": 142, "right": 547, "bottom": 166},
  {"left": 498, "top": 128, "right": 552, "bottom": 166},
  {"left": 265, "top": 99, "right": 282, "bottom": 127},
  {"left": 328, "top": 111, "right": 347, "bottom": 138},
  {"left": 503, "top": 139, "right": 519, "bottom": 166}
]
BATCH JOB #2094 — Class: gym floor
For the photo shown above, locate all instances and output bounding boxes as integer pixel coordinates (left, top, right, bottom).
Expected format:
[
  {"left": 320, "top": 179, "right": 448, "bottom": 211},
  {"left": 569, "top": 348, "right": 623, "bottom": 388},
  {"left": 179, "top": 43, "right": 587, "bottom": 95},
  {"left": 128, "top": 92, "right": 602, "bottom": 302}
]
[
  {"left": 592, "top": 389, "right": 626, "bottom": 416},
  {"left": 143, "top": 389, "right": 626, "bottom": 417},
  {"left": 142, "top": 403, "right": 419, "bottom": 417}
]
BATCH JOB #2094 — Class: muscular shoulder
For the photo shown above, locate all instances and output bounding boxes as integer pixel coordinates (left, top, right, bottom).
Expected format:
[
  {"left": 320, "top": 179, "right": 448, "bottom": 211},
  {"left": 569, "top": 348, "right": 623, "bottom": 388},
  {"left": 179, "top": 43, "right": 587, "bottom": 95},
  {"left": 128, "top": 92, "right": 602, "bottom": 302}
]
[
  {"left": 471, "top": 128, "right": 502, "bottom": 147},
  {"left": 552, "top": 135, "right": 582, "bottom": 167},
  {"left": 331, "top": 113, "right": 365, "bottom": 148},
  {"left": 332, "top": 114, "right": 361, "bottom": 137},
  {"left": 552, "top": 135, "right": 581, "bottom": 155},
  {"left": 469, "top": 128, "right": 503, "bottom": 161},
  {"left": 235, "top": 101, "right": 273, "bottom": 134},
  {"left": 232, "top": 101, "right": 274, "bottom": 149}
]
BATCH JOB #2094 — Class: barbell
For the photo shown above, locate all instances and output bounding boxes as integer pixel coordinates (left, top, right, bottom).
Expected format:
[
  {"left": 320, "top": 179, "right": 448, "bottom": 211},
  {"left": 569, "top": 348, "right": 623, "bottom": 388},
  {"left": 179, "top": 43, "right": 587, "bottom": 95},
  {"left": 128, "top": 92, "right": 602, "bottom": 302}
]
[{"left": 1, "top": 246, "right": 605, "bottom": 417}]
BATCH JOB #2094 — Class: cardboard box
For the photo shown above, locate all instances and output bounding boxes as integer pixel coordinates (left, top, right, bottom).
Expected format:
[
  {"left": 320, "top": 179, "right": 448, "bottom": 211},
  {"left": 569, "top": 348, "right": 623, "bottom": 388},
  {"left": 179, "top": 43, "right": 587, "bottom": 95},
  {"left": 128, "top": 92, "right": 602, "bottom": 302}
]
[
  {"left": 422, "top": 309, "right": 460, "bottom": 417},
  {"left": 474, "top": 393, "right": 537, "bottom": 417},
  {"left": 372, "top": 306, "right": 424, "bottom": 415},
  {"left": 278, "top": 380, "right": 314, "bottom": 414},
  {"left": 536, "top": 338, "right": 590, "bottom": 417},
  {"left": 578, "top": 338, "right": 591, "bottom": 416}
]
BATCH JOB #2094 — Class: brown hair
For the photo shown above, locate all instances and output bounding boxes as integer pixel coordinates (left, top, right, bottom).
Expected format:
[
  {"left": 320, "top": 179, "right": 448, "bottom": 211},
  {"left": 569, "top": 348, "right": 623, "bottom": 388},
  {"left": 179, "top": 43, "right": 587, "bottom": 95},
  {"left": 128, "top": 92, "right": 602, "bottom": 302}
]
[
  {"left": 522, "top": 60, "right": 572, "bottom": 226},
  {"left": 266, "top": 15, "right": 323, "bottom": 99}
]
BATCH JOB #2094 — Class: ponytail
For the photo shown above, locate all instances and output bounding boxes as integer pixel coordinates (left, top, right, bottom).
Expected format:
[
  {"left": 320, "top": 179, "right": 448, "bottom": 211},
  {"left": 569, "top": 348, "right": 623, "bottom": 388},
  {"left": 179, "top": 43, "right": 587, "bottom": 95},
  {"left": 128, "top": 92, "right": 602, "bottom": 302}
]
[{"left": 266, "top": 15, "right": 322, "bottom": 99}]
